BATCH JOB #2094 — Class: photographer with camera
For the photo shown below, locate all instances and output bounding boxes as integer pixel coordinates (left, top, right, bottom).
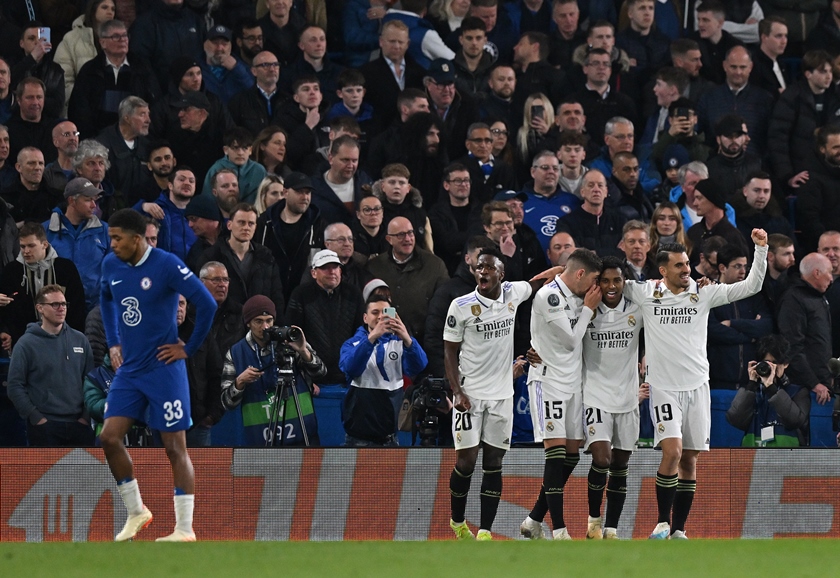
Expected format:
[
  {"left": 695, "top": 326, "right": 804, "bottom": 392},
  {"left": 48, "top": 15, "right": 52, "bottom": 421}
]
[
  {"left": 726, "top": 334, "right": 809, "bottom": 447},
  {"left": 221, "top": 295, "right": 326, "bottom": 446},
  {"left": 339, "top": 295, "right": 428, "bottom": 447}
]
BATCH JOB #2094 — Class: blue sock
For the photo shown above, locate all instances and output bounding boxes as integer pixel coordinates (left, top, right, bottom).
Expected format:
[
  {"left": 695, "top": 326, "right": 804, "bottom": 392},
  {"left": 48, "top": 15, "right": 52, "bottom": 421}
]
[
  {"left": 117, "top": 477, "right": 134, "bottom": 486},
  {"left": 174, "top": 487, "right": 187, "bottom": 496}
]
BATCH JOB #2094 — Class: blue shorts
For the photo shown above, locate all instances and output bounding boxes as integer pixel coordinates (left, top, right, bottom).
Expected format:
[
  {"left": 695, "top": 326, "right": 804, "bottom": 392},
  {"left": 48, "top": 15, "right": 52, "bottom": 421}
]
[{"left": 105, "top": 362, "right": 192, "bottom": 432}]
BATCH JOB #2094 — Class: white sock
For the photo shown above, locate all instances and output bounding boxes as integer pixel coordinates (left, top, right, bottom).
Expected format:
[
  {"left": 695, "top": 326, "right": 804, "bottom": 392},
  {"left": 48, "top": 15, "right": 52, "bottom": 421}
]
[
  {"left": 117, "top": 479, "right": 144, "bottom": 516},
  {"left": 174, "top": 494, "right": 195, "bottom": 534}
]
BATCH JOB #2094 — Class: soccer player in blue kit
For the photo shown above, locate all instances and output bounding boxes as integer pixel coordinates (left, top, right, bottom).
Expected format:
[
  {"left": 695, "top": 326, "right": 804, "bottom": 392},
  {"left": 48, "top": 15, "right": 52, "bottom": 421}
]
[{"left": 98, "top": 209, "right": 217, "bottom": 542}]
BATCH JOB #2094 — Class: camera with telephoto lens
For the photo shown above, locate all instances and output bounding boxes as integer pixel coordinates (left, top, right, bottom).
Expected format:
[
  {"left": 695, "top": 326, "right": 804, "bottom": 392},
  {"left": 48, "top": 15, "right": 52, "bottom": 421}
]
[
  {"left": 755, "top": 360, "right": 773, "bottom": 379},
  {"left": 264, "top": 325, "right": 302, "bottom": 342},
  {"left": 412, "top": 377, "right": 450, "bottom": 446}
]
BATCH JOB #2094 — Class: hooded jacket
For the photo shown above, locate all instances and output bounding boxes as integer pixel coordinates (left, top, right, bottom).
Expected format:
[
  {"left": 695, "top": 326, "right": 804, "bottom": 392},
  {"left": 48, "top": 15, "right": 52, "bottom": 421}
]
[
  {"left": 7, "top": 321, "right": 93, "bottom": 424},
  {"left": 202, "top": 156, "right": 267, "bottom": 204},
  {"left": 44, "top": 208, "right": 110, "bottom": 312}
]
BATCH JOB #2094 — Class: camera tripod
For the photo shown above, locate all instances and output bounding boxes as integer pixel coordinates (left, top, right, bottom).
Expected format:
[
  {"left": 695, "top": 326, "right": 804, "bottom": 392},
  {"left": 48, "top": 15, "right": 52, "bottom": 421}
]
[{"left": 265, "top": 345, "right": 312, "bottom": 447}]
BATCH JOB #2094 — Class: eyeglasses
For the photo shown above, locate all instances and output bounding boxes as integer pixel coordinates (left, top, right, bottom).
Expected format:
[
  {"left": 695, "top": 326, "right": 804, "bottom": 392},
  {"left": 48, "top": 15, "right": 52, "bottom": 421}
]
[
  {"left": 610, "top": 133, "right": 634, "bottom": 141},
  {"left": 490, "top": 128, "right": 508, "bottom": 136},
  {"left": 326, "top": 236, "right": 353, "bottom": 244},
  {"left": 243, "top": 35, "right": 263, "bottom": 42},
  {"left": 491, "top": 220, "right": 514, "bottom": 228},
  {"left": 254, "top": 62, "right": 280, "bottom": 69},
  {"left": 38, "top": 301, "right": 67, "bottom": 310},
  {"left": 61, "top": 131, "right": 80, "bottom": 138},
  {"left": 533, "top": 164, "right": 560, "bottom": 172},
  {"left": 360, "top": 206, "right": 382, "bottom": 214},
  {"left": 102, "top": 33, "right": 129, "bottom": 41},
  {"left": 469, "top": 138, "right": 493, "bottom": 144},
  {"left": 447, "top": 178, "right": 470, "bottom": 185},
  {"left": 203, "top": 276, "right": 230, "bottom": 284},
  {"left": 387, "top": 230, "right": 415, "bottom": 240}
]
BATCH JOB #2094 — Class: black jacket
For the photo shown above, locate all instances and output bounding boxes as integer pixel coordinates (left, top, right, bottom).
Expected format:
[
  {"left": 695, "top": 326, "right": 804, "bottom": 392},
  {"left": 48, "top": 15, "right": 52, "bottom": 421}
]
[
  {"left": 455, "top": 154, "right": 518, "bottom": 204},
  {"left": 557, "top": 205, "right": 626, "bottom": 258},
  {"left": 96, "top": 124, "right": 155, "bottom": 206},
  {"left": 258, "top": 11, "right": 306, "bottom": 68},
  {"left": 428, "top": 90, "right": 479, "bottom": 161},
  {"left": 310, "top": 171, "right": 373, "bottom": 227},
  {"left": 196, "top": 238, "right": 286, "bottom": 318},
  {"left": 795, "top": 155, "right": 840, "bottom": 252},
  {"left": 427, "top": 198, "right": 481, "bottom": 275},
  {"left": 570, "top": 86, "right": 637, "bottom": 149},
  {"left": 273, "top": 99, "right": 329, "bottom": 172},
  {"left": 11, "top": 53, "right": 64, "bottom": 118},
  {"left": 208, "top": 297, "right": 246, "bottom": 364},
  {"left": 286, "top": 280, "right": 365, "bottom": 384},
  {"left": 359, "top": 55, "right": 425, "bottom": 135},
  {"left": 687, "top": 217, "right": 749, "bottom": 265},
  {"left": 227, "top": 84, "right": 289, "bottom": 138},
  {"left": 68, "top": 51, "right": 161, "bottom": 139},
  {"left": 705, "top": 150, "right": 764, "bottom": 202},
  {"left": 768, "top": 79, "right": 840, "bottom": 182},
  {"left": 423, "top": 260, "right": 476, "bottom": 377},
  {"left": 776, "top": 278, "right": 832, "bottom": 389},
  {"left": 0, "top": 256, "right": 86, "bottom": 345},
  {"left": 162, "top": 118, "right": 226, "bottom": 188},
  {"left": 707, "top": 294, "right": 773, "bottom": 390},
  {"left": 749, "top": 48, "right": 790, "bottom": 97},
  {"left": 255, "top": 199, "right": 327, "bottom": 303},
  {"left": 179, "top": 312, "right": 224, "bottom": 426}
]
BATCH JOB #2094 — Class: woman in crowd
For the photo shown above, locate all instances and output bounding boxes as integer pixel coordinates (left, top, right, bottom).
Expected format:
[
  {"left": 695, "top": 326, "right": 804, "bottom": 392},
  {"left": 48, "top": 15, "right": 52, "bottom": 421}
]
[
  {"left": 648, "top": 201, "right": 692, "bottom": 259},
  {"left": 427, "top": 0, "right": 470, "bottom": 38},
  {"left": 252, "top": 126, "right": 292, "bottom": 178},
  {"left": 515, "top": 93, "right": 558, "bottom": 182},
  {"left": 255, "top": 175, "right": 285, "bottom": 215},
  {"left": 489, "top": 117, "right": 515, "bottom": 167},
  {"left": 54, "top": 0, "right": 116, "bottom": 107}
]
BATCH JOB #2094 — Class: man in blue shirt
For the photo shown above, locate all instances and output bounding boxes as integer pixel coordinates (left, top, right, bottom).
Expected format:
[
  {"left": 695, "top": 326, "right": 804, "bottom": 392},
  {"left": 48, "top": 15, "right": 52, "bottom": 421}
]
[{"left": 98, "top": 208, "right": 216, "bottom": 542}]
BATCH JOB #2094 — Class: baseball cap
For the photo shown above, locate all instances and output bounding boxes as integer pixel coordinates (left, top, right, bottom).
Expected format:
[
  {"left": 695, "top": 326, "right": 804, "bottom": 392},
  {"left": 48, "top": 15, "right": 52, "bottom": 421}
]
[
  {"left": 284, "top": 171, "right": 314, "bottom": 191},
  {"left": 662, "top": 144, "right": 690, "bottom": 170},
  {"left": 64, "top": 178, "right": 99, "bottom": 199},
  {"left": 493, "top": 189, "right": 528, "bottom": 203},
  {"left": 173, "top": 91, "right": 211, "bottom": 111},
  {"left": 715, "top": 114, "right": 747, "bottom": 138},
  {"left": 311, "top": 249, "right": 341, "bottom": 269},
  {"left": 427, "top": 58, "right": 456, "bottom": 84},
  {"left": 208, "top": 25, "right": 232, "bottom": 41}
]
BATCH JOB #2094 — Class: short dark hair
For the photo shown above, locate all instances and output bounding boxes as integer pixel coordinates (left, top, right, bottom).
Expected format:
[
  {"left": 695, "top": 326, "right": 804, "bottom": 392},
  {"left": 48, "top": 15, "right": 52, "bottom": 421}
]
[
  {"left": 460, "top": 16, "right": 486, "bottom": 33},
  {"left": 700, "top": 236, "right": 727, "bottom": 259},
  {"left": 19, "top": 221, "right": 47, "bottom": 241},
  {"left": 656, "top": 242, "right": 688, "bottom": 267},
  {"left": 397, "top": 88, "right": 427, "bottom": 111},
  {"left": 211, "top": 168, "right": 236, "bottom": 189},
  {"left": 802, "top": 49, "right": 833, "bottom": 74},
  {"left": 15, "top": 76, "right": 44, "bottom": 100},
  {"left": 716, "top": 244, "right": 747, "bottom": 269},
  {"left": 109, "top": 209, "right": 148, "bottom": 236},
  {"left": 671, "top": 38, "right": 700, "bottom": 59},
  {"left": 481, "top": 201, "right": 511, "bottom": 227},
  {"left": 759, "top": 16, "right": 786, "bottom": 38},
  {"left": 817, "top": 124, "right": 840, "bottom": 149},
  {"left": 768, "top": 233, "right": 793, "bottom": 252},
  {"left": 756, "top": 334, "right": 791, "bottom": 365},
  {"left": 668, "top": 97, "right": 695, "bottom": 117},
  {"left": 657, "top": 66, "right": 690, "bottom": 95},
  {"left": 292, "top": 75, "right": 320, "bottom": 93},
  {"left": 584, "top": 47, "right": 611, "bottom": 65},
  {"left": 466, "top": 235, "right": 496, "bottom": 253},
  {"left": 600, "top": 255, "right": 625, "bottom": 275},
  {"left": 697, "top": 0, "right": 726, "bottom": 19},
  {"left": 444, "top": 162, "right": 469, "bottom": 179},
  {"left": 169, "top": 165, "right": 195, "bottom": 184},
  {"left": 329, "top": 115, "right": 362, "bottom": 136},
  {"left": 556, "top": 131, "right": 589, "bottom": 149},
  {"left": 229, "top": 202, "right": 258, "bottom": 220},
  {"left": 522, "top": 31, "right": 549, "bottom": 61},
  {"left": 146, "top": 140, "right": 172, "bottom": 162},
  {"left": 567, "top": 248, "right": 602, "bottom": 273},
  {"left": 337, "top": 68, "right": 365, "bottom": 89},
  {"left": 365, "top": 293, "right": 391, "bottom": 308},
  {"left": 224, "top": 126, "right": 254, "bottom": 148},
  {"left": 477, "top": 246, "right": 505, "bottom": 265}
]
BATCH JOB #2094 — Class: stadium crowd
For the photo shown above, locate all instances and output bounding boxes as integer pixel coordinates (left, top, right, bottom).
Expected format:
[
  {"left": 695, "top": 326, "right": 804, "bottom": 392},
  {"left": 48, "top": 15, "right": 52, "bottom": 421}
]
[{"left": 1, "top": 0, "right": 840, "bottom": 450}]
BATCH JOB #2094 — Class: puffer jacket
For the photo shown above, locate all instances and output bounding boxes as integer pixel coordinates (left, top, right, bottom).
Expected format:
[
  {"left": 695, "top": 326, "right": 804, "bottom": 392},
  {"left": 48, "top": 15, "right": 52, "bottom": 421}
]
[
  {"left": 53, "top": 14, "right": 98, "bottom": 107},
  {"left": 44, "top": 208, "right": 110, "bottom": 312}
]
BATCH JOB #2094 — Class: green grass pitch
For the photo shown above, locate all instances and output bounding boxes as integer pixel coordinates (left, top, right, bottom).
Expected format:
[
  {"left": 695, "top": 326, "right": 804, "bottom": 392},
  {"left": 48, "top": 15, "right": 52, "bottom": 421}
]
[{"left": 0, "top": 540, "right": 834, "bottom": 577}]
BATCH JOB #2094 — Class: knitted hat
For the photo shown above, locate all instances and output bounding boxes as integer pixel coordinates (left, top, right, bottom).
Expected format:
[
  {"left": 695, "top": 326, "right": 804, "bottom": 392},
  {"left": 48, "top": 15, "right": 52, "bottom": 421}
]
[
  {"left": 694, "top": 178, "right": 726, "bottom": 210},
  {"left": 242, "top": 295, "right": 276, "bottom": 326},
  {"left": 169, "top": 55, "right": 202, "bottom": 88},
  {"left": 363, "top": 278, "right": 389, "bottom": 302},
  {"left": 185, "top": 192, "right": 221, "bottom": 221}
]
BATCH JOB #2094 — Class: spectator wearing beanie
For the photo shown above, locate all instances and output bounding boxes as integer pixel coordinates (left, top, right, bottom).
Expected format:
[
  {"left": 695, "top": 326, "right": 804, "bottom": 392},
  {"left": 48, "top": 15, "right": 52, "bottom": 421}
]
[
  {"left": 686, "top": 178, "right": 749, "bottom": 265},
  {"left": 184, "top": 193, "right": 223, "bottom": 272}
]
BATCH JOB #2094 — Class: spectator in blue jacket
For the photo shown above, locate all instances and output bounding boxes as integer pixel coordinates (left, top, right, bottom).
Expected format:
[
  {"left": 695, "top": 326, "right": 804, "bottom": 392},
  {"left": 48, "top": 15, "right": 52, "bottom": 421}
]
[
  {"left": 340, "top": 295, "right": 428, "bottom": 446},
  {"left": 199, "top": 25, "right": 253, "bottom": 105},
  {"left": 44, "top": 178, "right": 109, "bottom": 312},
  {"left": 134, "top": 165, "right": 197, "bottom": 261},
  {"left": 202, "top": 127, "right": 266, "bottom": 204}
]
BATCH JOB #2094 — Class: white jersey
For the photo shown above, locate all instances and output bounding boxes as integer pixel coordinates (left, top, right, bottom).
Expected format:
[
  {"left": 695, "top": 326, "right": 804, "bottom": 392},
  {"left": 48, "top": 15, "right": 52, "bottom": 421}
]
[
  {"left": 582, "top": 297, "right": 643, "bottom": 413},
  {"left": 623, "top": 244, "right": 767, "bottom": 391},
  {"left": 528, "top": 276, "right": 593, "bottom": 394},
  {"left": 444, "top": 280, "right": 532, "bottom": 400}
]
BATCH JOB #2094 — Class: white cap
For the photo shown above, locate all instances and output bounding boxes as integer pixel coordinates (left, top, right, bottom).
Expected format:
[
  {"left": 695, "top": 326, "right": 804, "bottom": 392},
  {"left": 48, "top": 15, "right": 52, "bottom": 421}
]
[{"left": 311, "top": 249, "right": 341, "bottom": 269}]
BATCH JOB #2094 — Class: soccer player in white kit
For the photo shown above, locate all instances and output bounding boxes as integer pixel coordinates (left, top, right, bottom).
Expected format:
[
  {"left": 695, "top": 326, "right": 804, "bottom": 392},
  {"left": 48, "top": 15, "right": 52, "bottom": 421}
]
[
  {"left": 581, "top": 256, "right": 643, "bottom": 540},
  {"left": 444, "top": 248, "right": 561, "bottom": 540},
  {"left": 521, "top": 249, "right": 602, "bottom": 541},
  {"left": 622, "top": 228, "right": 767, "bottom": 539}
]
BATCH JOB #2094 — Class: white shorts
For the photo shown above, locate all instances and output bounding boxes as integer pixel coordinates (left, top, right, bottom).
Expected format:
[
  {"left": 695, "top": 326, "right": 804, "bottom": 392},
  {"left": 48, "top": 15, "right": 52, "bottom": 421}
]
[
  {"left": 650, "top": 382, "right": 711, "bottom": 451},
  {"left": 582, "top": 404, "right": 640, "bottom": 452},
  {"left": 452, "top": 397, "right": 513, "bottom": 451},
  {"left": 529, "top": 381, "right": 583, "bottom": 442}
]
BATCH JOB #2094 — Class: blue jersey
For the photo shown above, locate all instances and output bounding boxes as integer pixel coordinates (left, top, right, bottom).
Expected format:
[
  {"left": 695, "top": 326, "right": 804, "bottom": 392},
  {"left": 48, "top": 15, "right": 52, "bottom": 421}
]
[
  {"left": 521, "top": 189, "right": 581, "bottom": 253},
  {"left": 100, "top": 247, "right": 216, "bottom": 376}
]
